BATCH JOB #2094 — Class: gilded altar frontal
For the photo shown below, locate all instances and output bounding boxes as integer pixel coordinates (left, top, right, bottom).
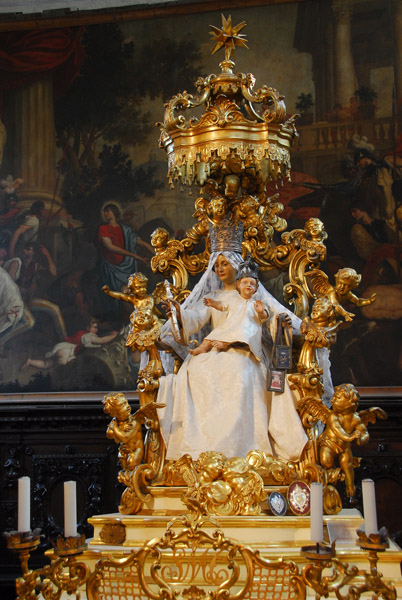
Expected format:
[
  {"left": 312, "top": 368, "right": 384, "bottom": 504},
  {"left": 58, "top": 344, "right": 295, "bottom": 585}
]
[{"left": 0, "top": 0, "right": 400, "bottom": 395}]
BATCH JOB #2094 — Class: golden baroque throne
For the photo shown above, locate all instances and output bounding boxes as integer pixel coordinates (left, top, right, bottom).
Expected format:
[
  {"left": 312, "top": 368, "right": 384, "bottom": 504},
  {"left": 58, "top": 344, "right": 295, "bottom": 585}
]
[{"left": 103, "top": 16, "right": 385, "bottom": 518}]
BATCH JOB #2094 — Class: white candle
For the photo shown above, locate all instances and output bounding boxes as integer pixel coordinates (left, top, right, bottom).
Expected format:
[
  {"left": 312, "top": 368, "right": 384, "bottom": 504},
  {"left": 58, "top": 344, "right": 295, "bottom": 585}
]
[
  {"left": 64, "top": 481, "right": 77, "bottom": 537},
  {"left": 310, "top": 482, "right": 324, "bottom": 543},
  {"left": 362, "top": 479, "right": 378, "bottom": 536},
  {"left": 18, "top": 476, "right": 30, "bottom": 533}
]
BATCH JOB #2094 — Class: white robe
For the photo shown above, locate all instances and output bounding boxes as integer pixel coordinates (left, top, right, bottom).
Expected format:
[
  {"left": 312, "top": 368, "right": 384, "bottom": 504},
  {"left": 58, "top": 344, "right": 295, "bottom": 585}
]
[
  {"left": 205, "top": 293, "right": 266, "bottom": 361},
  {"left": 157, "top": 288, "right": 307, "bottom": 462}
]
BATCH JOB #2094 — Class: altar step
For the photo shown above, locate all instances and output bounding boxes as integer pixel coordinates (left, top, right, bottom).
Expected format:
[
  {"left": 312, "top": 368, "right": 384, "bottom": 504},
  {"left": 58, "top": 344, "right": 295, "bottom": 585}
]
[{"left": 85, "top": 487, "right": 402, "bottom": 595}]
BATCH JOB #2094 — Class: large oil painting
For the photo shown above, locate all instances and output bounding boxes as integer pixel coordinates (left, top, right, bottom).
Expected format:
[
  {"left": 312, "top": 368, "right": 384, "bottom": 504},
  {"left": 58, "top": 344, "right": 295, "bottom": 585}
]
[{"left": 0, "top": 0, "right": 400, "bottom": 394}]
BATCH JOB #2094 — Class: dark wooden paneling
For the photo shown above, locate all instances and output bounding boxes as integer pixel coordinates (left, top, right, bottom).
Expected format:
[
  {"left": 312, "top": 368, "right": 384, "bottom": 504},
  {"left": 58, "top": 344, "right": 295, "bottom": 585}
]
[
  {"left": 0, "top": 398, "right": 131, "bottom": 599},
  {"left": 0, "top": 391, "right": 401, "bottom": 598}
]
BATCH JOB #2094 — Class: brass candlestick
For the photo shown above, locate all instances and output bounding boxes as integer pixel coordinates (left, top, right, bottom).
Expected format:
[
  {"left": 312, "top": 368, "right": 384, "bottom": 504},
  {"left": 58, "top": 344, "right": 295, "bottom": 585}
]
[
  {"left": 300, "top": 528, "right": 397, "bottom": 599},
  {"left": 4, "top": 530, "right": 89, "bottom": 600},
  {"left": 354, "top": 528, "right": 397, "bottom": 600}
]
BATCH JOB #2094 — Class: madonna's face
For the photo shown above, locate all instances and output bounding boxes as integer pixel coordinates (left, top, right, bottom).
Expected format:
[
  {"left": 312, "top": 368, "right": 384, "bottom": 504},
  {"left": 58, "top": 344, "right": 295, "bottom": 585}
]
[{"left": 214, "top": 255, "right": 236, "bottom": 285}]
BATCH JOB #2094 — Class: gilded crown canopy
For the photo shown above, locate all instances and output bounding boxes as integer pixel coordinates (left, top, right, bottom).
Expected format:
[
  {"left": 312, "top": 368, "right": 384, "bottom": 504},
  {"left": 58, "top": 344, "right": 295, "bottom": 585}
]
[{"left": 158, "top": 14, "right": 298, "bottom": 190}]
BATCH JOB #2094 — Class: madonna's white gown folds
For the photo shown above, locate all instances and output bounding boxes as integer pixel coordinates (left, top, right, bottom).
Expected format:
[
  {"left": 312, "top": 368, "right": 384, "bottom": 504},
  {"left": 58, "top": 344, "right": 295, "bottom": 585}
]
[{"left": 157, "top": 286, "right": 308, "bottom": 462}]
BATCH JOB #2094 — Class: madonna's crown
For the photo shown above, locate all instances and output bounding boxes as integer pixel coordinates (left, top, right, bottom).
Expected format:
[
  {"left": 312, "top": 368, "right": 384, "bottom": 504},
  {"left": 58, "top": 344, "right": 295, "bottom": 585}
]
[{"left": 209, "top": 218, "right": 243, "bottom": 253}]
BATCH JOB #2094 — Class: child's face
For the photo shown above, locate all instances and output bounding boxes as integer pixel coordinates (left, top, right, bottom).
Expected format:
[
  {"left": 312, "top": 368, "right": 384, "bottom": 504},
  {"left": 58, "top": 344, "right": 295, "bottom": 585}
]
[
  {"left": 305, "top": 218, "right": 323, "bottom": 237},
  {"left": 335, "top": 277, "right": 352, "bottom": 295},
  {"left": 134, "top": 309, "right": 153, "bottom": 329},
  {"left": 209, "top": 197, "right": 226, "bottom": 219},
  {"left": 151, "top": 228, "right": 168, "bottom": 249},
  {"left": 88, "top": 322, "right": 99, "bottom": 334},
  {"left": 129, "top": 279, "right": 147, "bottom": 299},
  {"left": 115, "top": 401, "right": 131, "bottom": 420},
  {"left": 311, "top": 297, "right": 335, "bottom": 324},
  {"left": 224, "top": 176, "right": 240, "bottom": 200},
  {"left": 237, "top": 277, "right": 258, "bottom": 299},
  {"left": 332, "top": 392, "right": 357, "bottom": 414}
]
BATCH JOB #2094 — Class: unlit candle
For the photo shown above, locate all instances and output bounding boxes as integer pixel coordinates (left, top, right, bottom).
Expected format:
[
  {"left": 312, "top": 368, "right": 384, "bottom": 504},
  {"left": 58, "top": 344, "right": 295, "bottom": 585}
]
[
  {"left": 310, "top": 482, "right": 323, "bottom": 543},
  {"left": 18, "top": 476, "right": 30, "bottom": 533},
  {"left": 362, "top": 479, "right": 378, "bottom": 536},
  {"left": 64, "top": 481, "right": 77, "bottom": 537}
]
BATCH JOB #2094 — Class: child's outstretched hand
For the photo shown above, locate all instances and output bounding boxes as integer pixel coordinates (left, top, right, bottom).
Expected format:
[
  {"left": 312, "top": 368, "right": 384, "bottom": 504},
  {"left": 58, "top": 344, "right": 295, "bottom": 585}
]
[
  {"left": 203, "top": 297, "right": 224, "bottom": 311},
  {"left": 204, "top": 297, "right": 216, "bottom": 307}
]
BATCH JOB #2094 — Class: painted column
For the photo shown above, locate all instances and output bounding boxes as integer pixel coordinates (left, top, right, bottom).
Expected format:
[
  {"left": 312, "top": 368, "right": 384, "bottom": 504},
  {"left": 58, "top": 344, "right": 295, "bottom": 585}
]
[
  {"left": 332, "top": 0, "right": 358, "bottom": 107},
  {"left": 13, "top": 75, "right": 61, "bottom": 208}
]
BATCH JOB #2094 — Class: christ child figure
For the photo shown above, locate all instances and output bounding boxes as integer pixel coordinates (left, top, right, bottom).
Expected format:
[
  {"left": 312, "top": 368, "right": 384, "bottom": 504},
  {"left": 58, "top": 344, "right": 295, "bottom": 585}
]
[{"left": 190, "top": 258, "right": 269, "bottom": 361}]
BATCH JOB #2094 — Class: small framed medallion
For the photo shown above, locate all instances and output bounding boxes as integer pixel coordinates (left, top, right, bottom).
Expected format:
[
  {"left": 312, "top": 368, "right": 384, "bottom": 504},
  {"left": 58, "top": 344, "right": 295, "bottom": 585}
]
[
  {"left": 275, "top": 345, "right": 292, "bottom": 370},
  {"left": 268, "top": 491, "right": 287, "bottom": 516},
  {"left": 287, "top": 481, "right": 310, "bottom": 516},
  {"left": 267, "top": 368, "right": 285, "bottom": 393}
]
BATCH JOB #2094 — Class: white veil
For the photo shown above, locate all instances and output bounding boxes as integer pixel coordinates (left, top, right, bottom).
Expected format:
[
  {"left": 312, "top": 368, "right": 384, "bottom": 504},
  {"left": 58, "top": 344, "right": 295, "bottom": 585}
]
[{"left": 159, "top": 250, "right": 333, "bottom": 405}]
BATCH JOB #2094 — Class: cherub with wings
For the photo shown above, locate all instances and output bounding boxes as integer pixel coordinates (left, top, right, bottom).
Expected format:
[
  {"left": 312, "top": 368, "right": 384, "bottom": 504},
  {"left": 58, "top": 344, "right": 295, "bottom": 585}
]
[
  {"left": 150, "top": 227, "right": 184, "bottom": 271},
  {"left": 103, "top": 392, "right": 164, "bottom": 471},
  {"left": 103, "top": 271, "right": 162, "bottom": 316},
  {"left": 282, "top": 217, "right": 328, "bottom": 263},
  {"left": 176, "top": 452, "right": 265, "bottom": 515},
  {"left": 183, "top": 179, "right": 229, "bottom": 248},
  {"left": 302, "top": 384, "right": 386, "bottom": 498},
  {"left": 1, "top": 174, "right": 23, "bottom": 195},
  {"left": 298, "top": 296, "right": 341, "bottom": 373},
  {"left": 307, "top": 267, "right": 376, "bottom": 322}
]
